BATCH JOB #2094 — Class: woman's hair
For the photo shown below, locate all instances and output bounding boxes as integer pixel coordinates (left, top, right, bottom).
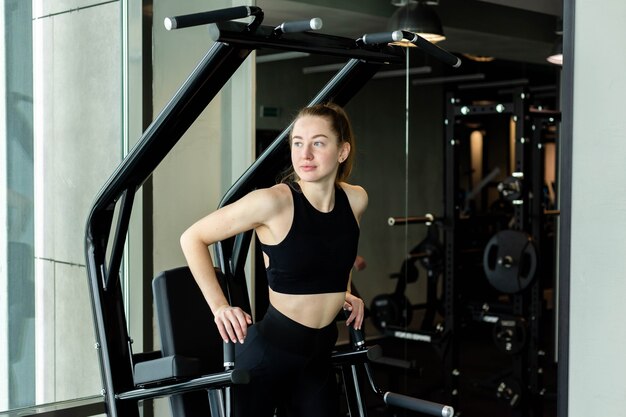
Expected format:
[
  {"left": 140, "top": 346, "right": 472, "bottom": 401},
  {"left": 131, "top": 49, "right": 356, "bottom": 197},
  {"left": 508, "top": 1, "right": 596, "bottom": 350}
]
[{"left": 281, "top": 102, "right": 356, "bottom": 184}]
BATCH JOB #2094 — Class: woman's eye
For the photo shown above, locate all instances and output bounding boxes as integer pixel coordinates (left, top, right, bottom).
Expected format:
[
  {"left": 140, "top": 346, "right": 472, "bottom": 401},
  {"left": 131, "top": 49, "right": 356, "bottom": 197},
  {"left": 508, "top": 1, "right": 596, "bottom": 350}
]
[{"left": 314, "top": 141, "right": 324, "bottom": 147}]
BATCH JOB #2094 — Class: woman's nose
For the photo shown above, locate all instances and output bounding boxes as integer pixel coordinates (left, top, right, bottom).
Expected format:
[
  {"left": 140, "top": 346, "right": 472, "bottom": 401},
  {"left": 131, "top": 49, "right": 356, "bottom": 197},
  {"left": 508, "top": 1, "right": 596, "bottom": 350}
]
[{"left": 302, "top": 144, "right": 313, "bottom": 159}]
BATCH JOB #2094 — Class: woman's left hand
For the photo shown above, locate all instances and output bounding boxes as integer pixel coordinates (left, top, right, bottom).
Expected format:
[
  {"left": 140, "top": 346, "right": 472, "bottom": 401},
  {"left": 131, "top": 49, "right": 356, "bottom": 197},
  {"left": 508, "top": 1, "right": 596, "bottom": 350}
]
[{"left": 344, "top": 292, "right": 365, "bottom": 330}]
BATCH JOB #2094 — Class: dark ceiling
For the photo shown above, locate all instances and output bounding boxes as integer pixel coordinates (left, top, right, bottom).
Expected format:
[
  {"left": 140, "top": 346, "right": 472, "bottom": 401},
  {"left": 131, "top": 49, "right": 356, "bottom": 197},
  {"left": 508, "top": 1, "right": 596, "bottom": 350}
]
[
  {"left": 254, "top": 0, "right": 563, "bottom": 92},
  {"left": 256, "top": 0, "right": 562, "bottom": 65}
]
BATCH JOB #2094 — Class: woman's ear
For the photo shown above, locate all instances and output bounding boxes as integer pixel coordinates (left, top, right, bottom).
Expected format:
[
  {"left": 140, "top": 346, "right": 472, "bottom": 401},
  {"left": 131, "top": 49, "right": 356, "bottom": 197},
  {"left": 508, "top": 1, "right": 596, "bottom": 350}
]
[{"left": 339, "top": 142, "right": 351, "bottom": 163}]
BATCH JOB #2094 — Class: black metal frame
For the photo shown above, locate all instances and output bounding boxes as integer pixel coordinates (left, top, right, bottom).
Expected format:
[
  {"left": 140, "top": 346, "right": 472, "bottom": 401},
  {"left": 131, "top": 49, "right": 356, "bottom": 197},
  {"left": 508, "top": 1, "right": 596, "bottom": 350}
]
[
  {"left": 443, "top": 93, "right": 460, "bottom": 409},
  {"left": 83, "top": 8, "right": 460, "bottom": 417},
  {"left": 528, "top": 109, "right": 561, "bottom": 417},
  {"left": 443, "top": 88, "right": 560, "bottom": 416},
  {"left": 557, "top": 3, "right": 575, "bottom": 417}
]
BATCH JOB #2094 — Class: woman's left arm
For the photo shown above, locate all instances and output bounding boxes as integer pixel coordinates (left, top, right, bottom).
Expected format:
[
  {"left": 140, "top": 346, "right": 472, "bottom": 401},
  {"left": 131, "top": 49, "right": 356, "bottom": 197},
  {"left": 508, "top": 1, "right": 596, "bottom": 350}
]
[
  {"left": 344, "top": 285, "right": 365, "bottom": 330},
  {"left": 342, "top": 183, "right": 368, "bottom": 330}
]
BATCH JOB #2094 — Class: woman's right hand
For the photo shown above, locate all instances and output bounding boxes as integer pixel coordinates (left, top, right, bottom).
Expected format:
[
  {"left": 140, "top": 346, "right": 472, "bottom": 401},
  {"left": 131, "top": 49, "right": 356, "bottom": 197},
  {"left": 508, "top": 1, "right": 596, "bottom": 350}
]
[{"left": 213, "top": 305, "right": 253, "bottom": 344}]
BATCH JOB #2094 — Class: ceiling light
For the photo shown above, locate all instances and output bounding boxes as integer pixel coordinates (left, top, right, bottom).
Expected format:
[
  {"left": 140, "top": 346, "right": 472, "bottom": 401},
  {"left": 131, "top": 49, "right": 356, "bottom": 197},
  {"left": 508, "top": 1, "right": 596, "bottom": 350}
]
[
  {"left": 388, "top": 1, "right": 446, "bottom": 46},
  {"left": 256, "top": 51, "right": 310, "bottom": 64},
  {"left": 458, "top": 78, "right": 528, "bottom": 90},
  {"left": 411, "top": 73, "right": 485, "bottom": 86},
  {"left": 302, "top": 63, "right": 346, "bottom": 75},
  {"left": 546, "top": 36, "right": 563, "bottom": 66},
  {"left": 547, "top": 18, "right": 563, "bottom": 66},
  {"left": 373, "top": 66, "right": 432, "bottom": 79},
  {"left": 302, "top": 63, "right": 432, "bottom": 79},
  {"left": 462, "top": 53, "right": 495, "bottom": 63}
]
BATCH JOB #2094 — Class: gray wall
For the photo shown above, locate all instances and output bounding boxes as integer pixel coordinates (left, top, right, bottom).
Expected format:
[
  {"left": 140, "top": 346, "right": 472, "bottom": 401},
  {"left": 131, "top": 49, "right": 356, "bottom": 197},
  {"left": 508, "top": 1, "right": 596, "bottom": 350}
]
[
  {"left": 346, "top": 78, "right": 444, "bottom": 306},
  {"left": 151, "top": 0, "right": 255, "bottom": 283},
  {"left": 256, "top": 53, "right": 444, "bottom": 308},
  {"left": 568, "top": 0, "right": 626, "bottom": 415},
  {"left": 150, "top": 0, "right": 256, "bottom": 415}
]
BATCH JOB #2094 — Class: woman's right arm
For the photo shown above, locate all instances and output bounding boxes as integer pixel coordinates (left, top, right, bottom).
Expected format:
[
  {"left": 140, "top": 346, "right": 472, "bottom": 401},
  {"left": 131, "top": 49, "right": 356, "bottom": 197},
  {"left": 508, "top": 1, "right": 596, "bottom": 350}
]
[
  {"left": 180, "top": 228, "right": 251, "bottom": 344},
  {"left": 180, "top": 187, "right": 284, "bottom": 343}
]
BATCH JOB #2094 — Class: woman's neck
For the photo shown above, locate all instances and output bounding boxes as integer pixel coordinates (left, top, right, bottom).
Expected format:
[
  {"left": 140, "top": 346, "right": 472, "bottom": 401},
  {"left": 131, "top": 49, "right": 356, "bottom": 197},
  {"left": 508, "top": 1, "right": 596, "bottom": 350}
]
[{"left": 297, "top": 180, "right": 336, "bottom": 213}]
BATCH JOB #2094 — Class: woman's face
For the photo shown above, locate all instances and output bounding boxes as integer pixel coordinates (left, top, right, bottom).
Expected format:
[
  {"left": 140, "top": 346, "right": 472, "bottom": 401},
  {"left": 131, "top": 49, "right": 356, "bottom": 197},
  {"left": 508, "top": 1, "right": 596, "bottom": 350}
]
[{"left": 290, "top": 115, "right": 349, "bottom": 184}]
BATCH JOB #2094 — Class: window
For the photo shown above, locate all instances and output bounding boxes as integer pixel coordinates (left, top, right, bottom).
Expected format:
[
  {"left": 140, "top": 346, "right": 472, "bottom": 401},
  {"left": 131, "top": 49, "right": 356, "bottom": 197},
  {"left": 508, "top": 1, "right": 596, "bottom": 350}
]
[{"left": 1, "top": 0, "right": 123, "bottom": 411}]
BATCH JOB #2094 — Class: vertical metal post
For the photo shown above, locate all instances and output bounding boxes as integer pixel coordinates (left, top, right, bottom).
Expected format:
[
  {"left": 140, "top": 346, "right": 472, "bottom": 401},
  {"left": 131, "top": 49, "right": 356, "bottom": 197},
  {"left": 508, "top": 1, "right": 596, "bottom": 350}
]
[
  {"left": 529, "top": 116, "right": 545, "bottom": 417},
  {"left": 85, "top": 42, "right": 252, "bottom": 417},
  {"left": 443, "top": 92, "right": 460, "bottom": 409},
  {"left": 511, "top": 87, "right": 529, "bottom": 417}
]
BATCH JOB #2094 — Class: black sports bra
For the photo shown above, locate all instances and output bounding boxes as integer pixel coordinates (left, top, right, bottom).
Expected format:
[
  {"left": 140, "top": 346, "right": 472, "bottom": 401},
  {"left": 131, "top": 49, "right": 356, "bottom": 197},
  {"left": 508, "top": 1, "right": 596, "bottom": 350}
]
[{"left": 260, "top": 183, "right": 360, "bottom": 294}]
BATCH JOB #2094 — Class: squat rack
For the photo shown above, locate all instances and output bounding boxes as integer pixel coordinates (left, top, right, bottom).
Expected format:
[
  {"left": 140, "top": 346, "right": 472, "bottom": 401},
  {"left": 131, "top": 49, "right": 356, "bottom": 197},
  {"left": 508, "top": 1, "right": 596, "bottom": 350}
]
[
  {"left": 84, "top": 6, "right": 459, "bottom": 417},
  {"left": 444, "top": 87, "right": 560, "bottom": 416}
]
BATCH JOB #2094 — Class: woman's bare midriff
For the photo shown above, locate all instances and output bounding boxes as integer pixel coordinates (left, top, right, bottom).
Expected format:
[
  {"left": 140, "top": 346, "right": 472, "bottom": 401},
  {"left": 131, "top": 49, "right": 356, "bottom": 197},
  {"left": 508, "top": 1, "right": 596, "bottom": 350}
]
[{"left": 269, "top": 288, "right": 345, "bottom": 329}]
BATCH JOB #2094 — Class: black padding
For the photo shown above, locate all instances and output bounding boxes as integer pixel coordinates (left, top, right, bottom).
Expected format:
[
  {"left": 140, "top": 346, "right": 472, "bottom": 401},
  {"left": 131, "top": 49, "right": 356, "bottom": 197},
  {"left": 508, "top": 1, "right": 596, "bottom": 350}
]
[
  {"left": 231, "top": 368, "right": 251, "bottom": 384},
  {"left": 153, "top": 266, "right": 223, "bottom": 371},
  {"left": 133, "top": 355, "right": 201, "bottom": 385},
  {"left": 134, "top": 266, "right": 225, "bottom": 416}
]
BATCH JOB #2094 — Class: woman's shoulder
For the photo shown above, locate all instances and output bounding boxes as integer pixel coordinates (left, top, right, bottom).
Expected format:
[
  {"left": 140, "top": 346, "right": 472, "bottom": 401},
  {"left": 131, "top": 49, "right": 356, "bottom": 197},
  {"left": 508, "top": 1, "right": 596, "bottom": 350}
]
[
  {"left": 247, "top": 183, "right": 292, "bottom": 208},
  {"left": 234, "top": 183, "right": 293, "bottom": 225},
  {"left": 338, "top": 182, "right": 367, "bottom": 199},
  {"left": 337, "top": 182, "right": 368, "bottom": 214}
]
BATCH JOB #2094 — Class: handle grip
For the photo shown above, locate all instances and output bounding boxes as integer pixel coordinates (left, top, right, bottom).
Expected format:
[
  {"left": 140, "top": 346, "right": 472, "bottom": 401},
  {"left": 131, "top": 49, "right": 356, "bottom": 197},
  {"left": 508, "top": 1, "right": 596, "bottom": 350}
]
[
  {"left": 388, "top": 213, "right": 435, "bottom": 226},
  {"left": 349, "top": 322, "right": 366, "bottom": 349},
  {"left": 362, "top": 30, "right": 403, "bottom": 45},
  {"left": 343, "top": 309, "right": 366, "bottom": 349},
  {"left": 276, "top": 18, "right": 323, "bottom": 34},
  {"left": 164, "top": 6, "right": 261, "bottom": 30},
  {"left": 223, "top": 341, "right": 235, "bottom": 369},
  {"left": 384, "top": 392, "right": 454, "bottom": 417},
  {"left": 401, "top": 31, "right": 461, "bottom": 68}
]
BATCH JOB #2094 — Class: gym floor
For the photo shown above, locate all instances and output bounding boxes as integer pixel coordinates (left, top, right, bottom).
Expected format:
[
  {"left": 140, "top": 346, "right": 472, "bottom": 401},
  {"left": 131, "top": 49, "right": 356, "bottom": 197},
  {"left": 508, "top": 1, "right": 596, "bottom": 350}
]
[{"left": 336, "top": 313, "right": 558, "bottom": 417}]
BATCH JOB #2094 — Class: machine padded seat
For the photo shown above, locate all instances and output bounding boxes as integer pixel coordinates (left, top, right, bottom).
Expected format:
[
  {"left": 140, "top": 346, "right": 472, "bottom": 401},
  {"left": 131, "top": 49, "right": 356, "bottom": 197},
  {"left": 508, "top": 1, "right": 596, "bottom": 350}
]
[
  {"left": 133, "top": 354, "right": 201, "bottom": 386},
  {"left": 132, "top": 266, "right": 225, "bottom": 417},
  {"left": 153, "top": 266, "right": 222, "bottom": 365}
]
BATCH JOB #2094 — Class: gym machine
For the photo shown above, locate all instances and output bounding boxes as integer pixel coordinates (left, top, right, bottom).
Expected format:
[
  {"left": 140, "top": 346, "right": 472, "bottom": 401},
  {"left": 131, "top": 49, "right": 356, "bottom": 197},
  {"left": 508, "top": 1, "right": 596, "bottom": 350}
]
[
  {"left": 84, "top": 6, "right": 460, "bottom": 417},
  {"left": 443, "top": 86, "right": 560, "bottom": 416},
  {"left": 368, "top": 85, "right": 560, "bottom": 415},
  {"left": 371, "top": 215, "right": 445, "bottom": 336}
]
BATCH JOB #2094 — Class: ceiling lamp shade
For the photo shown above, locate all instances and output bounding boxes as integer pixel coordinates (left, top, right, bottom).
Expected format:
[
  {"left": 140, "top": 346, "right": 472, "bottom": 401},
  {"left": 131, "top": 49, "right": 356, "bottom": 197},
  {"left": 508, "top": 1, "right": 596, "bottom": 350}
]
[
  {"left": 546, "top": 36, "right": 563, "bottom": 66},
  {"left": 462, "top": 53, "right": 495, "bottom": 63},
  {"left": 388, "top": 1, "right": 446, "bottom": 45}
]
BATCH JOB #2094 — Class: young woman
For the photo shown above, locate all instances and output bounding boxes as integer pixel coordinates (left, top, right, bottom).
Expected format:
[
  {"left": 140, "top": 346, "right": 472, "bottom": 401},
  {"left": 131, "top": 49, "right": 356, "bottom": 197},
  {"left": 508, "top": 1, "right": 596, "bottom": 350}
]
[{"left": 180, "top": 103, "right": 366, "bottom": 416}]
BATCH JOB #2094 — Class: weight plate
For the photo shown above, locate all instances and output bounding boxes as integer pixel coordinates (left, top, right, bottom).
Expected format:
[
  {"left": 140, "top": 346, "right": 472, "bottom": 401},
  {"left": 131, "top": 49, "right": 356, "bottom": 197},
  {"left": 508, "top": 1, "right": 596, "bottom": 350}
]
[
  {"left": 498, "top": 176, "right": 522, "bottom": 202},
  {"left": 492, "top": 317, "right": 527, "bottom": 354},
  {"left": 483, "top": 230, "right": 537, "bottom": 294},
  {"left": 370, "top": 294, "right": 413, "bottom": 330},
  {"left": 496, "top": 377, "right": 523, "bottom": 408}
]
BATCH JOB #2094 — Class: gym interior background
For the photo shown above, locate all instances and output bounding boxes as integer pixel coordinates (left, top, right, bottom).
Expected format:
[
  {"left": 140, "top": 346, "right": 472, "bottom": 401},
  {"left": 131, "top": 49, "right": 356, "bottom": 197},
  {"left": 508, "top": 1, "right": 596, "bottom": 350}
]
[{"left": 1, "top": 0, "right": 625, "bottom": 416}]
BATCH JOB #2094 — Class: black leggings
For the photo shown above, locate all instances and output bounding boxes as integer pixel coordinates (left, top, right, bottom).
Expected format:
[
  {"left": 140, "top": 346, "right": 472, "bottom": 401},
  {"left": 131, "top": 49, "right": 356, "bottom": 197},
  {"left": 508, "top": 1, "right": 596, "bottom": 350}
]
[{"left": 233, "top": 304, "right": 339, "bottom": 417}]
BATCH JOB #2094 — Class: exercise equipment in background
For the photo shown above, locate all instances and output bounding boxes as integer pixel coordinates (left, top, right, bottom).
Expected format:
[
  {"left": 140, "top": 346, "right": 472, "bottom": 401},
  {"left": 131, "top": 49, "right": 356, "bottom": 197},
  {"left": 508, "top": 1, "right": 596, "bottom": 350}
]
[{"left": 370, "top": 221, "right": 444, "bottom": 333}]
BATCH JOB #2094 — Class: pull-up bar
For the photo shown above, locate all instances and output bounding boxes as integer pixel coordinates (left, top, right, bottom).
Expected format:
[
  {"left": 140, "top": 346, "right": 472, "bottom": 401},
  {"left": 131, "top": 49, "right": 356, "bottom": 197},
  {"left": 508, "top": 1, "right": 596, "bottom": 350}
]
[
  {"left": 164, "top": 6, "right": 460, "bottom": 66},
  {"left": 164, "top": 6, "right": 263, "bottom": 30}
]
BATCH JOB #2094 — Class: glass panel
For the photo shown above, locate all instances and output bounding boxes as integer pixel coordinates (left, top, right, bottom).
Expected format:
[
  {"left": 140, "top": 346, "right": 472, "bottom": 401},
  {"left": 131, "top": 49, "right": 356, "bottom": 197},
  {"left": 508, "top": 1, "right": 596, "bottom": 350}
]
[
  {"left": 1, "top": 0, "right": 123, "bottom": 412},
  {"left": 3, "top": 0, "right": 35, "bottom": 409}
]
